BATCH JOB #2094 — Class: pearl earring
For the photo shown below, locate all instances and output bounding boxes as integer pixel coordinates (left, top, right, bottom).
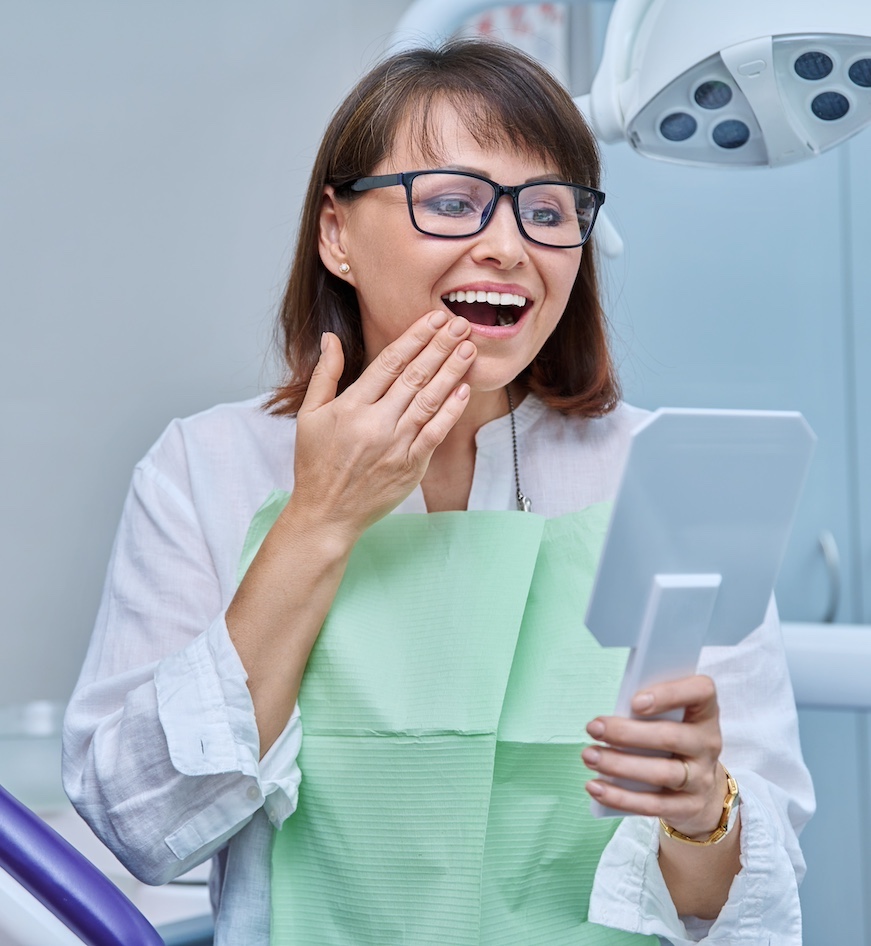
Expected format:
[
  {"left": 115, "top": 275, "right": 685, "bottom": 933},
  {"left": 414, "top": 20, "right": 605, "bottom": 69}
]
[{"left": 339, "top": 262, "right": 350, "bottom": 274}]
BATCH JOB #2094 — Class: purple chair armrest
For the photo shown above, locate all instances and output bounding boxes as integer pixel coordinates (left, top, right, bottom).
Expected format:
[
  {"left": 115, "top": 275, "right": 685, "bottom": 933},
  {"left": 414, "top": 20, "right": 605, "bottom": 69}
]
[{"left": 0, "top": 783, "right": 165, "bottom": 946}]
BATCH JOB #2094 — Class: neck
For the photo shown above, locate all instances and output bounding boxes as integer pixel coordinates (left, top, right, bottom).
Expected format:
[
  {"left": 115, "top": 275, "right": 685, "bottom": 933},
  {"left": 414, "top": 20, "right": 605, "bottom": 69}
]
[
  {"left": 421, "top": 383, "right": 525, "bottom": 513},
  {"left": 454, "top": 384, "right": 511, "bottom": 436}
]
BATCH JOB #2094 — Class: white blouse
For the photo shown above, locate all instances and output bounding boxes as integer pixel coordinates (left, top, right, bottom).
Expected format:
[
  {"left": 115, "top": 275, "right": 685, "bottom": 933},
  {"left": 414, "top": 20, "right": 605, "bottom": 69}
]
[{"left": 62, "top": 394, "right": 814, "bottom": 946}]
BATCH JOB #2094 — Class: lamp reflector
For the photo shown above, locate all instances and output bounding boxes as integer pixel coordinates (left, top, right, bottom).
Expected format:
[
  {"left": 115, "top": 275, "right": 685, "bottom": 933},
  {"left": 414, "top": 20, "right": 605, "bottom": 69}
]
[{"left": 624, "top": 32, "right": 871, "bottom": 167}]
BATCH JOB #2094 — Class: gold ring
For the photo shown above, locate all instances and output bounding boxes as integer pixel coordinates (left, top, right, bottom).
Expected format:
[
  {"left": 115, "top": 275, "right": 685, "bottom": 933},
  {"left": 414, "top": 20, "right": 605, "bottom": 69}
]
[{"left": 675, "top": 759, "right": 691, "bottom": 792}]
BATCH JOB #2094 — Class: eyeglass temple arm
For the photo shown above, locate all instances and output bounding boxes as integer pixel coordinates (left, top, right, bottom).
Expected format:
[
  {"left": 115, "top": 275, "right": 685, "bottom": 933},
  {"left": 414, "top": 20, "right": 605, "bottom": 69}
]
[{"left": 349, "top": 174, "right": 404, "bottom": 192}]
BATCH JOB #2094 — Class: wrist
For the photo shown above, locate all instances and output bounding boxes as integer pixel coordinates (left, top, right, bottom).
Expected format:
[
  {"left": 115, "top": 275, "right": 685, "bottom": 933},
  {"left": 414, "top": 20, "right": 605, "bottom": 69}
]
[
  {"left": 660, "top": 765, "right": 740, "bottom": 846},
  {"left": 277, "top": 491, "right": 364, "bottom": 561}
]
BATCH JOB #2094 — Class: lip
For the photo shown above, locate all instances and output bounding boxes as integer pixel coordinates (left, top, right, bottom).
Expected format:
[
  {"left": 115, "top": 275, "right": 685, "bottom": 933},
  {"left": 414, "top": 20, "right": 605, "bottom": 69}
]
[
  {"left": 466, "top": 306, "right": 531, "bottom": 339},
  {"left": 439, "top": 281, "right": 534, "bottom": 338}
]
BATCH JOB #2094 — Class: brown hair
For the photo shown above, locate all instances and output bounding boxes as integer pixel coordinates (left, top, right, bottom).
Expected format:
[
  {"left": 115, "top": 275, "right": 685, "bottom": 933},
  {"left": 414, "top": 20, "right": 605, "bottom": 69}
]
[{"left": 267, "top": 39, "right": 620, "bottom": 416}]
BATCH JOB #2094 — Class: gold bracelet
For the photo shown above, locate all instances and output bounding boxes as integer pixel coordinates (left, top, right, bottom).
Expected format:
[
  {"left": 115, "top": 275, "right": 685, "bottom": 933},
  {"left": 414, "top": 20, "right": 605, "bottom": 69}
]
[{"left": 659, "top": 766, "right": 739, "bottom": 846}]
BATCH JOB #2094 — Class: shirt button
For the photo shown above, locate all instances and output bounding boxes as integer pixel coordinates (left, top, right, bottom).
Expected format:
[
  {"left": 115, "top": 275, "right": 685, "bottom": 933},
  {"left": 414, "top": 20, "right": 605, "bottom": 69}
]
[{"left": 246, "top": 785, "right": 260, "bottom": 802}]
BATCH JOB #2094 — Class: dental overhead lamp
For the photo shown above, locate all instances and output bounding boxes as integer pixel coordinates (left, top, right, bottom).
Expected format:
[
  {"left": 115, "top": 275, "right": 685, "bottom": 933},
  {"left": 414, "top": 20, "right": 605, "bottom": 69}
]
[{"left": 392, "top": 0, "right": 871, "bottom": 169}]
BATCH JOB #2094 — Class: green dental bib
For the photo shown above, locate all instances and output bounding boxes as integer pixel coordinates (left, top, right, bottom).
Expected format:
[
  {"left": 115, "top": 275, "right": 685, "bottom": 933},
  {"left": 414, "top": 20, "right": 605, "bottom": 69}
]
[{"left": 239, "top": 493, "right": 655, "bottom": 946}]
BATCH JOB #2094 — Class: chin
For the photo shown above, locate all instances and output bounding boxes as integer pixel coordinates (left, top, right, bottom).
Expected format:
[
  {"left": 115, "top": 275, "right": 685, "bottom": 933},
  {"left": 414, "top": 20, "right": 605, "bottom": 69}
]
[{"left": 464, "top": 359, "right": 527, "bottom": 394}]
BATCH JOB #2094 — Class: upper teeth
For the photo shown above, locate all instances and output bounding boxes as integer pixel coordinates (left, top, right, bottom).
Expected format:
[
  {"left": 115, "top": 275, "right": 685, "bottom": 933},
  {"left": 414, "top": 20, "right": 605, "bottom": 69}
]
[{"left": 445, "top": 290, "right": 527, "bottom": 307}]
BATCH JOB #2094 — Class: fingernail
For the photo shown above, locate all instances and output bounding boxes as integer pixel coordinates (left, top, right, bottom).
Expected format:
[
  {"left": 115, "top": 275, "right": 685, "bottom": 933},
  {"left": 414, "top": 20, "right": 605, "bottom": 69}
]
[
  {"left": 587, "top": 719, "right": 605, "bottom": 739},
  {"left": 633, "top": 692, "right": 655, "bottom": 712},
  {"left": 320, "top": 332, "right": 328, "bottom": 355},
  {"left": 449, "top": 316, "right": 469, "bottom": 337},
  {"left": 455, "top": 383, "right": 470, "bottom": 401},
  {"left": 582, "top": 747, "right": 601, "bottom": 766},
  {"left": 587, "top": 781, "right": 605, "bottom": 797},
  {"left": 457, "top": 340, "right": 475, "bottom": 359},
  {"left": 429, "top": 311, "right": 448, "bottom": 329}
]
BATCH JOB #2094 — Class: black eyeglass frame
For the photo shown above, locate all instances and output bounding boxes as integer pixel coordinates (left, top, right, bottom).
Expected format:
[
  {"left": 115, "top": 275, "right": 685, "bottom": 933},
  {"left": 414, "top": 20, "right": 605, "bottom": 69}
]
[{"left": 343, "top": 170, "right": 606, "bottom": 249}]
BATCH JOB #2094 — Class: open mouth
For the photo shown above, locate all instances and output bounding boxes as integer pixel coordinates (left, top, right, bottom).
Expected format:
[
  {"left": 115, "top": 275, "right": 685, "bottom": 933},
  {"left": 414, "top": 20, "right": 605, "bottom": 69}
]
[{"left": 441, "top": 290, "right": 530, "bottom": 327}]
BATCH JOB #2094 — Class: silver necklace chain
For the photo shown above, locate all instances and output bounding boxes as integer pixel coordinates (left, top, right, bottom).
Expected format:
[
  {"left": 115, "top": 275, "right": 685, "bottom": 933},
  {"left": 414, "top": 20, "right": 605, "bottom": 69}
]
[{"left": 506, "top": 386, "right": 532, "bottom": 512}]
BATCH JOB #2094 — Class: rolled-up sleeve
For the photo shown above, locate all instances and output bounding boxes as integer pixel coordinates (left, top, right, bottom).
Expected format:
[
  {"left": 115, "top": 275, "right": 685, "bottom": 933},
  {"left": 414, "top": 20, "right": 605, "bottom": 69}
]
[
  {"left": 63, "top": 436, "right": 301, "bottom": 886},
  {"left": 589, "top": 599, "right": 814, "bottom": 944}
]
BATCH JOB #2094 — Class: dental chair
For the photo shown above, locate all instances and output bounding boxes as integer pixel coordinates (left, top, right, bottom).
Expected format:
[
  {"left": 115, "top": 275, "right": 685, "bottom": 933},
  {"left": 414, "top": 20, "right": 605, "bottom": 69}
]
[{"left": 0, "top": 783, "right": 213, "bottom": 946}]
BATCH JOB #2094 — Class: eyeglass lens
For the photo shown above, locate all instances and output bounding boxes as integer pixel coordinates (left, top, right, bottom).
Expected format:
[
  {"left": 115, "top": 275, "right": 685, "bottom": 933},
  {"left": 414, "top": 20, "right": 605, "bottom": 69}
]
[{"left": 409, "top": 173, "right": 596, "bottom": 247}]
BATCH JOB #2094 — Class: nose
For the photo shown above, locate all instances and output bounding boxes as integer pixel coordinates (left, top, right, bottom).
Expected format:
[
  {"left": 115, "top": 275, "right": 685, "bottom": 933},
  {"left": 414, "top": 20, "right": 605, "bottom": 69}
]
[{"left": 469, "top": 194, "right": 529, "bottom": 269}]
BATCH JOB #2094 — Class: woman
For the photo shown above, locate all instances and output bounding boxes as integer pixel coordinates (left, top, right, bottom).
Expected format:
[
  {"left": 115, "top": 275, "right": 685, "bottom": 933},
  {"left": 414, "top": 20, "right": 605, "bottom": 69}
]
[{"left": 63, "top": 40, "right": 813, "bottom": 945}]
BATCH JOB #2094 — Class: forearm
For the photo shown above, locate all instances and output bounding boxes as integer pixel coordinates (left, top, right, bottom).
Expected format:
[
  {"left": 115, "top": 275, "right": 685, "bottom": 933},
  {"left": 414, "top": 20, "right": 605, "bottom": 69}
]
[
  {"left": 64, "top": 660, "right": 297, "bottom": 885},
  {"left": 227, "top": 317, "right": 476, "bottom": 756},
  {"left": 226, "top": 493, "right": 358, "bottom": 756},
  {"left": 657, "top": 813, "right": 742, "bottom": 919}
]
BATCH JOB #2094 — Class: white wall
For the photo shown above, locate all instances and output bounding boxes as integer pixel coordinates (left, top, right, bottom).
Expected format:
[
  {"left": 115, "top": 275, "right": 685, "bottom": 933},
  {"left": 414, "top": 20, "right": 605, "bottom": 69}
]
[
  {"left": 1, "top": 0, "right": 410, "bottom": 704},
  {"left": 4, "top": 0, "right": 869, "bottom": 691}
]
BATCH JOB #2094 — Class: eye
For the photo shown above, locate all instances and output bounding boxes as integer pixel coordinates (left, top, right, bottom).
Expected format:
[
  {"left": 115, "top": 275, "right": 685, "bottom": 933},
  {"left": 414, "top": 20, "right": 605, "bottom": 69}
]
[
  {"left": 521, "top": 203, "right": 565, "bottom": 227},
  {"left": 518, "top": 183, "right": 578, "bottom": 229},
  {"left": 425, "top": 195, "right": 477, "bottom": 217}
]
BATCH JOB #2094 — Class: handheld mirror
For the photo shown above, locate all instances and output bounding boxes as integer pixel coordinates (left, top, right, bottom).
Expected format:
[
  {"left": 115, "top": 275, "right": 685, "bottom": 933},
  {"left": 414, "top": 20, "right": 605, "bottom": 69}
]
[{"left": 584, "top": 408, "right": 816, "bottom": 818}]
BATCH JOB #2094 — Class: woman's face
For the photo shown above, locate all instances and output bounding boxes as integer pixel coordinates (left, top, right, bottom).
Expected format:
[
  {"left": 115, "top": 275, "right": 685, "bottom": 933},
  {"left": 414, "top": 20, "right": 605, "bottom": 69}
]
[{"left": 319, "top": 101, "right": 583, "bottom": 394}]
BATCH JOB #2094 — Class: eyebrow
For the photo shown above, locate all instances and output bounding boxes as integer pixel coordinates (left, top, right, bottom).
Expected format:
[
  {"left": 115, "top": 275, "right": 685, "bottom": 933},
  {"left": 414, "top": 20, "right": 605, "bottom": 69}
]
[{"left": 439, "top": 163, "right": 563, "bottom": 183}]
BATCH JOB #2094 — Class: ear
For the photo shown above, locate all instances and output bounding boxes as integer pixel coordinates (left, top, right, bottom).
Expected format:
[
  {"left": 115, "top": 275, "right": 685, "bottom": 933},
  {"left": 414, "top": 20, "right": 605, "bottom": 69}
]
[{"left": 318, "top": 186, "right": 355, "bottom": 284}]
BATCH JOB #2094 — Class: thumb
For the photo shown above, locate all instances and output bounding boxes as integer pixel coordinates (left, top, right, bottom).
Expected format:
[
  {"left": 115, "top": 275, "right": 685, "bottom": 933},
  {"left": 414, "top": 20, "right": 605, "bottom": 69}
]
[{"left": 300, "top": 332, "right": 345, "bottom": 415}]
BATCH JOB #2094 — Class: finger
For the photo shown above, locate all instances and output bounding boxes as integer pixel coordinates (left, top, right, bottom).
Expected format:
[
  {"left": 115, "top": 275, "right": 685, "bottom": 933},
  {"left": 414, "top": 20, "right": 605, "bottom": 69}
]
[
  {"left": 586, "top": 715, "right": 718, "bottom": 759},
  {"left": 585, "top": 778, "right": 713, "bottom": 823},
  {"left": 396, "top": 338, "right": 477, "bottom": 432},
  {"left": 352, "top": 310, "right": 460, "bottom": 402},
  {"left": 630, "top": 675, "right": 719, "bottom": 721},
  {"left": 299, "top": 332, "right": 345, "bottom": 415},
  {"left": 383, "top": 315, "right": 473, "bottom": 414},
  {"left": 585, "top": 778, "right": 672, "bottom": 817},
  {"left": 408, "top": 382, "right": 472, "bottom": 460},
  {"left": 582, "top": 745, "right": 696, "bottom": 792}
]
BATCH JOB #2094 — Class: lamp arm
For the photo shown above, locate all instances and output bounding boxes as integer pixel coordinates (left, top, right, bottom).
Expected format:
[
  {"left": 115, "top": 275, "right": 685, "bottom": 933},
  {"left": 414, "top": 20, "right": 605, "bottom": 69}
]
[
  {"left": 592, "top": 207, "right": 624, "bottom": 260},
  {"left": 589, "top": 0, "right": 657, "bottom": 142},
  {"left": 391, "top": 0, "right": 604, "bottom": 53},
  {"left": 391, "top": 0, "right": 508, "bottom": 51},
  {"left": 571, "top": 94, "right": 624, "bottom": 260}
]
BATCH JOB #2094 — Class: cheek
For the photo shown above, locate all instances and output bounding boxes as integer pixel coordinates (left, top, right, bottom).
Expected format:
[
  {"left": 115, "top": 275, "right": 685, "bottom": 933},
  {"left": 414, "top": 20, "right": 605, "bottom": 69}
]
[
  {"left": 551, "top": 256, "right": 582, "bottom": 309},
  {"left": 355, "top": 277, "right": 428, "bottom": 355}
]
